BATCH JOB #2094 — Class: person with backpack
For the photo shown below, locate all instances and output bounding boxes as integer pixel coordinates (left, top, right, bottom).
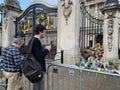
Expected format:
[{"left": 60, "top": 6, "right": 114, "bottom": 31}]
[{"left": 28, "top": 24, "right": 51, "bottom": 90}]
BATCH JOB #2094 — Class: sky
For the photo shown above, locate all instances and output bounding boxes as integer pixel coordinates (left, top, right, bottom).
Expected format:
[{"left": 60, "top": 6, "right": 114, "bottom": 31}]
[{"left": 0, "top": 0, "right": 58, "bottom": 10}]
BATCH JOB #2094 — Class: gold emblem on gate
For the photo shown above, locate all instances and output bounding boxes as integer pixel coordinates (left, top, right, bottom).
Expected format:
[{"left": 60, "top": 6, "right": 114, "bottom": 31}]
[
  {"left": 20, "top": 19, "right": 31, "bottom": 34},
  {"left": 37, "top": 14, "right": 51, "bottom": 30}
]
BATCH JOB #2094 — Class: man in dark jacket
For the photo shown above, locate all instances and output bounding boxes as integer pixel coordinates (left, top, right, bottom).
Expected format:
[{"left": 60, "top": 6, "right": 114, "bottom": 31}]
[{"left": 28, "top": 24, "right": 51, "bottom": 90}]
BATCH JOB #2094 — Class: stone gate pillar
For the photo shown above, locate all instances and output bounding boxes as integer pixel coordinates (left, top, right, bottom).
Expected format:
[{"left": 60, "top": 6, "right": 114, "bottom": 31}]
[
  {"left": 102, "top": 0, "right": 120, "bottom": 61},
  {"left": 0, "top": 0, "right": 22, "bottom": 48},
  {"left": 56, "top": 0, "right": 82, "bottom": 64}
]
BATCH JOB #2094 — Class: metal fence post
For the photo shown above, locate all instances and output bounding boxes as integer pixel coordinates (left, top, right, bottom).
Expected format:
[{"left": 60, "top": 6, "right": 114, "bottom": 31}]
[{"left": 61, "top": 50, "right": 63, "bottom": 64}]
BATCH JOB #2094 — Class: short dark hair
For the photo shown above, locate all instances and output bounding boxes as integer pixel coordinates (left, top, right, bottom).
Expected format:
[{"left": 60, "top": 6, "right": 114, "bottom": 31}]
[{"left": 34, "top": 24, "right": 46, "bottom": 35}]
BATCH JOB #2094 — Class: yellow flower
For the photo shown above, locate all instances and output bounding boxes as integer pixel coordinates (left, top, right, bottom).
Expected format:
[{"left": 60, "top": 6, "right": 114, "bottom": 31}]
[{"left": 97, "top": 67, "right": 101, "bottom": 71}]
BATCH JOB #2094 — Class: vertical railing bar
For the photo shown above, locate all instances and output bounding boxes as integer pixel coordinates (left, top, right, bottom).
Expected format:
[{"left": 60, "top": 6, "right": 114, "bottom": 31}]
[
  {"left": 82, "top": 11, "right": 84, "bottom": 47},
  {"left": 88, "top": 20, "right": 91, "bottom": 45},
  {"left": 79, "top": 28, "right": 81, "bottom": 48},
  {"left": 87, "top": 72, "right": 90, "bottom": 90},
  {"left": 114, "top": 76, "right": 117, "bottom": 90},
  {"left": 95, "top": 73, "right": 98, "bottom": 90},
  {"left": 61, "top": 50, "right": 64, "bottom": 64},
  {"left": 47, "top": 70, "right": 49, "bottom": 90},
  {"left": 104, "top": 75, "right": 106, "bottom": 90},
  {"left": 68, "top": 69, "right": 70, "bottom": 90},
  {"left": 86, "top": 16, "right": 88, "bottom": 46},
  {"left": 52, "top": 66, "right": 54, "bottom": 90},
  {"left": 86, "top": 27, "right": 88, "bottom": 46},
  {"left": 81, "top": 28, "right": 83, "bottom": 48},
  {"left": 56, "top": 67, "right": 58, "bottom": 90},
  {"left": 62, "top": 67, "right": 64, "bottom": 90},
  {"left": 92, "top": 22, "right": 94, "bottom": 45},
  {"left": 93, "top": 23, "right": 97, "bottom": 45},
  {"left": 47, "top": 65, "right": 51, "bottom": 90},
  {"left": 87, "top": 18, "right": 89, "bottom": 47},
  {"left": 83, "top": 15, "right": 86, "bottom": 46},
  {"left": 83, "top": 15, "right": 87, "bottom": 47},
  {"left": 73, "top": 69, "right": 76, "bottom": 90},
  {"left": 80, "top": 70, "right": 83, "bottom": 90},
  {"left": 94, "top": 23, "right": 96, "bottom": 45}
]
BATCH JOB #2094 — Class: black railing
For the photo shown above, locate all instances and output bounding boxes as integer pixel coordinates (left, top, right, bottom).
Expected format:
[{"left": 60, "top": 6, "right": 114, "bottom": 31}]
[
  {"left": 79, "top": 1, "right": 103, "bottom": 49},
  {"left": 0, "top": 12, "right": 2, "bottom": 26},
  {"left": 46, "top": 50, "right": 64, "bottom": 64}
]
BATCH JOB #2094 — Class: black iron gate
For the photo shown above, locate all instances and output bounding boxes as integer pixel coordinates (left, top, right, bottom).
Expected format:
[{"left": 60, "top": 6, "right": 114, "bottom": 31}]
[
  {"left": 15, "top": 2, "right": 57, "bottom": 59},
  {"left": 0, "top": 11, "right": 2, "bottom": 55},
  {"left": 79, "top": 1, "right": 103, "bottom": 49}
]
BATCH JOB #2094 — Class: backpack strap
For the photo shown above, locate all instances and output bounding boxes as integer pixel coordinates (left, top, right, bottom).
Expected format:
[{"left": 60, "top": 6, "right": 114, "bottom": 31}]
[{"left": 28, "top": 37, "right": 35, "bottom": 54}]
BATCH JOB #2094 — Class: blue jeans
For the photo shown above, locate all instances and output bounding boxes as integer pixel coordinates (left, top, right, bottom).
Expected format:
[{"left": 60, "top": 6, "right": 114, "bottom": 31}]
[{"left": 33, "top": 72, "right": 45, "bottom": 90}]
